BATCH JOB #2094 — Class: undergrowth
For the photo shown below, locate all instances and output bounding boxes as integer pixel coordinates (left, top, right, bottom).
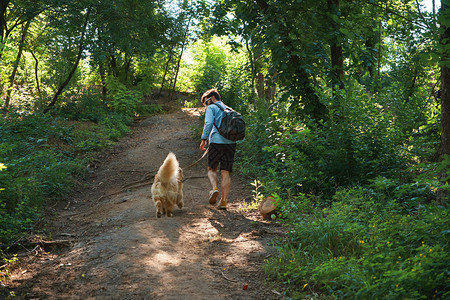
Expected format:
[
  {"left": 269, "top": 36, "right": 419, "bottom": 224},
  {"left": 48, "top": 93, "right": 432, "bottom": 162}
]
[
  {"left": 236, "top": 85, "right": 449, "bottom": 299},
  {"left": 264, "top": 188, "right": 449, "bottom": 299},
  {"left": 0, "top": 83, "right": 162, "bottom": 264}
]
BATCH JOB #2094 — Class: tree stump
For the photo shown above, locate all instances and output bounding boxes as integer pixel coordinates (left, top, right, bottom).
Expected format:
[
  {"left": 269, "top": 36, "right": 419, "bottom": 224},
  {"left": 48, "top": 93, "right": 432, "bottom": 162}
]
[{"left": 259, "top": 196, "right": 277, "bottom": 219}]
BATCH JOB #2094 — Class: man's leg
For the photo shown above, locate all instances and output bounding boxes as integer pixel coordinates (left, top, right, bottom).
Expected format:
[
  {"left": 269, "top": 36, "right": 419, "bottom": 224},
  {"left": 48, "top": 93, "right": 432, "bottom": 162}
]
[
  {"left": 208, "top": 167, "right": 219, "bottom": 204},
  {"left": 219, "top": 170, "right": 231, "bottom": 209},
  {"left": 207, "top": 167, "right": 218, "bottom": 188}
]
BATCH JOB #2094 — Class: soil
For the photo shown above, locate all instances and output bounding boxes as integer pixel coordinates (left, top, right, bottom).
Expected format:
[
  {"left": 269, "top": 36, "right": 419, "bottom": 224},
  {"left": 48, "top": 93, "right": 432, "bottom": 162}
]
[{"left": 2, "top": 96, "right": 286, "bottom": 299}]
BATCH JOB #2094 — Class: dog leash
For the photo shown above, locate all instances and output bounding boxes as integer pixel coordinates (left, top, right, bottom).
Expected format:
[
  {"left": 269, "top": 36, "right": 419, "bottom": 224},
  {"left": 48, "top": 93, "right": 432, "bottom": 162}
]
[
  {"left": 184, "top": 125, "right": 214, "bottom": 171},
  {"left": 183, "top": 147, "right": 208, "bottom": 170}
]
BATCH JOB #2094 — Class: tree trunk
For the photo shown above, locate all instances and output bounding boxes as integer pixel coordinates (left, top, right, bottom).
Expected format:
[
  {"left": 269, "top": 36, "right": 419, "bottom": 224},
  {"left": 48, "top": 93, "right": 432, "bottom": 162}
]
[
  {"left": 327, "top": 0, "right": 344, "bottom": 91},
  {"left": 96, "top": 31, "right": 107, "bottom": 97},
  {"left": 99, "top": 62, "right": 107, "bottom": 96},
  {"left": 0, "top": 0, "right": 10, "bottom": 44},
  {"left": 378, "top": 20, "right": 382, "bottom": 78},
  {"left": 3, "top": 19, "right": 30, "bottom": 109},
  {"left": 124, "top": 54, "right": 132, "bottom": 83},
  {"left": 365, "top": 24, "right": 378, "bottom": 79},
  {"left": 109, "top": 55, "right": 118, "bottom": 77},
  {"left": 442, "top": 67, "right": 450, "bottom": 163},
  {"left": 406, "top": 74, "right": 417, "bottom": 103},
  {"left": 45, "top": 7, "right": 91, "bottom": 111},
  {"left": 256, "top": 73, "right": 265, "bottom": 99},
  {"left": 440, "top": 1, "right": 450, "bottom": 188},
  {"left": 245, "top": 37, "right": 256, "bottom": 99},
  {"left": 432, "top": 0, "right": 436, "bottom": 28},
  {"left": 159, "top": 49, "right": 173, "bottom": 95},
  {"left": 365, "top": 39, "right": 374, "bottom": 78},
  {"left": 171, "top": 49, "right": 183, "bottom": 98},
  {"left": 265, "top": 69, "right": 277, "bottom": 102},
  {"left": 171, "top": 19, "right": 191, "bottom": 98},
  {"left": 0, "top": 0, "right": 10, "bottom": 60},
  {"left": 30, "top": 50, "right": 40, "bottom": 96}
]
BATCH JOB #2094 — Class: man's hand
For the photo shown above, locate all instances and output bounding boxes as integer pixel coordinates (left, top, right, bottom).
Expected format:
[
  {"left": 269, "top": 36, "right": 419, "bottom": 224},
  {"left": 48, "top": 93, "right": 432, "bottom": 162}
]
[{"left": 200, "top": 139, "right": 208, "bottom": 151}]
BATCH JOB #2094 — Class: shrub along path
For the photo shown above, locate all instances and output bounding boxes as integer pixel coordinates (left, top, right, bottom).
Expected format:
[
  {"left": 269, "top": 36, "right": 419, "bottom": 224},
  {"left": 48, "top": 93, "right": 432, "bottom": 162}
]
[{"left": 5, "top": 98, "right": 285, "bottom": 299}]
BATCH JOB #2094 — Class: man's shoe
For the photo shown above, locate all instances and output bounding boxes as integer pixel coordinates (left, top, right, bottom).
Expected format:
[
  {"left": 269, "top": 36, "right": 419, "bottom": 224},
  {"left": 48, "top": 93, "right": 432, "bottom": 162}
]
[
  {"left": 209, "top": 187, "right": 219, "bottom": 205},
  {"left": 218, "top": 199, "right": 227, "bottom": 210}
]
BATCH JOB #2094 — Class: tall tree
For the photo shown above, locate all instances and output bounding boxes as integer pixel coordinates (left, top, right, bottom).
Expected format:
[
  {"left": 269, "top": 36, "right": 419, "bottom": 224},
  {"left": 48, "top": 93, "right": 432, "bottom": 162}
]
[
  {"left": 88, "top": 0, "right": 168, "bottom": 87},
  {"left": 0, "top": 0, "right": 48, "bottom": 60},
  {"left": 439, "top": 0, "right": 450, "bottom": 185},
  {"left": 327, "top": 0, "right": 344, "bottom": 91},
  {"left": 171, "top": 17, "right": 191, "bottom": 98},
  {"left": 4, "top": 19, "right": 30, "bottom": 108},
  {"left": 214, "top": 0, "right": 331, "bottom": 120},
  {"left": 0, "top": 0, "right": 53, "bottom": 109},
  {"left": 45, "top": 5, "right": 91, "bottom": 110}
]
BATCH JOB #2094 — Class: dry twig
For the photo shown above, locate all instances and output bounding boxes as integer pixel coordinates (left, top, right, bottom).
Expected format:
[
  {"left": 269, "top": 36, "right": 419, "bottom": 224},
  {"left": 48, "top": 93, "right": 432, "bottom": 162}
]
[{"left": 221, "top": 271, "right": 238, "bottom": 282}]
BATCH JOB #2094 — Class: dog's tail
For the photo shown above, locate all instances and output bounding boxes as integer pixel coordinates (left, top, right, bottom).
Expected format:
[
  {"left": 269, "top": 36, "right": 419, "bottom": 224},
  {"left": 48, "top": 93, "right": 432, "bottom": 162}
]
[{"left": 157, "top": 152, "right": 179, "bottom": 184}]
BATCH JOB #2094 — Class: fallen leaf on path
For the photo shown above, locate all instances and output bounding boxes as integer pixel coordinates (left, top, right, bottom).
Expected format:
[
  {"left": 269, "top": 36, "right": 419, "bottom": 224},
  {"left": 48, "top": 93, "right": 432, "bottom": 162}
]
[{"left": 272, "top": 290, "right": 282, "bottom": 296}]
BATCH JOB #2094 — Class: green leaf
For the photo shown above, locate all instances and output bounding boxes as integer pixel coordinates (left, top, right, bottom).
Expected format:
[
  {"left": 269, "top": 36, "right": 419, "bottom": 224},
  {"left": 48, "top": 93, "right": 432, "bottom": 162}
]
[{"left": 339, "top": 28, "right": 351, "bottom": 37}]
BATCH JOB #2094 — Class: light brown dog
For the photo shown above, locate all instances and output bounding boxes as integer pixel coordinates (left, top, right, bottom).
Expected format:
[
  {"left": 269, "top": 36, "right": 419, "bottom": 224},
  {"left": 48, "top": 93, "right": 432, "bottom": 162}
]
[{"left": 151, "top": 152, "right": 184, "bottom": 218}]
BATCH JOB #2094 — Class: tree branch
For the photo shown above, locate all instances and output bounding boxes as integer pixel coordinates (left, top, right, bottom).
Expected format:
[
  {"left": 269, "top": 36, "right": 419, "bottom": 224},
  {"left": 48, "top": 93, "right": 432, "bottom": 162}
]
[{"left": 366, "top": 0, "right": 429, "bottom": 30}]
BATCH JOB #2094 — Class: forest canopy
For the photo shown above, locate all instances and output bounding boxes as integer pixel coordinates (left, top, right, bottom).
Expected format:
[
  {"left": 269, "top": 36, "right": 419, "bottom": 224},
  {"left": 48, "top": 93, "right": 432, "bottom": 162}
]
[{"left": 0, "top": 0, "right": 449, "bottom": 298}]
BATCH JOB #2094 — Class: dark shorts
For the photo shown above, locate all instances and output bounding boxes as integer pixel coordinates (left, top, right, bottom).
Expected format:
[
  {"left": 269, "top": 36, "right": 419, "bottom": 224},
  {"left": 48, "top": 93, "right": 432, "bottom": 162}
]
[{"left": 208, "top": 143, "right": 237, "bottom": 172}]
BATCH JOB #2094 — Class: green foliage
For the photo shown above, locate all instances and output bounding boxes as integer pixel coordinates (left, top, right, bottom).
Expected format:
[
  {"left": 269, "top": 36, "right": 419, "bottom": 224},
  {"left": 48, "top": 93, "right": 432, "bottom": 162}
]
[
  {"left": 135, "top": 103, "right": 163, "bottom": 118},
  {"left": 134, "top": 55, "right": 164, "bottom": 93},
  {"left": 98, "top": 112, "right": 132, "bottom": 142},
  {"left": 105, "top": 76, "right": 143, "bottom": 117},
  {"left": 0, "top": 254, "right": 19, "bottom": 284},
  {"left": 240, "top": 82, "right": 411, "bottom": 199},
  {"left": 0, "top": 113, "right": 75, "bottom": 243},
  {"left": 236, "top": 74, "right": 447, "bottom": 299},
  {"left": 180, "top": 35, "right": 253, "bottom": 110},
  {"left": 216, "top": 46, "right": 253, "bottom": 111},
  {"left": 189, "top": 112, "right": 205, "bottom": 140},
  {"left": 183, "top": 100, "right": 196, "bottom": 108},
  {"left": 235, "top": 97, "right": 275, "bottom": 179},
  {"left": 0, "top": 2, "right": 446, "bottom": 299},
  {"left": 265, "top": 189, "right": 449, "bottom": 299},
  {"left": 0, "top": 0, "right": 172, "bottom": 111},
  {"left": 238, "top": 179, "right": 264, "bottom": 213},
  {"left": 0, "top": 89, "right": 148, "bottom": 245},
  {"left": 58, "top": 91, "right": 106, "bottom": 122}
]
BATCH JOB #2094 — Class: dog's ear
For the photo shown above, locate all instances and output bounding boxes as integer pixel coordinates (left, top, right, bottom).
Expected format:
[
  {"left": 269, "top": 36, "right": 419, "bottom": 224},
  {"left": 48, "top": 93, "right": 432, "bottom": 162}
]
[{"left": 178, "top": 168, "right": 184, "bottom": 179}]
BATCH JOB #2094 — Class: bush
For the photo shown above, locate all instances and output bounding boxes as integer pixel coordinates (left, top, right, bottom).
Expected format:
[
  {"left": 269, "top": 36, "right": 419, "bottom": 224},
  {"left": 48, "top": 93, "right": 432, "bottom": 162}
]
[
  {"left": 235, "top": 79, "right": 449, "bottom": 299},
  {"left": 57, "top": 91, "right": 106, "bottom": 122},
  {"left": 0, "top": 83, "right": 152, "bottom": 245},
  {"left": 265, "top": 188, "right": 449, "bottom": 299},
  {"left": 0, "top": 112, "right": 87, "bottom": 243},
  {"left": 136, "top": 104, "right": 163, "bottom": 117},
  {"left": 235, "top": 97, "right": 278, "bottom": 180},
  {"left": 106, "top": 76, "right": 143, "bottom": 117}
]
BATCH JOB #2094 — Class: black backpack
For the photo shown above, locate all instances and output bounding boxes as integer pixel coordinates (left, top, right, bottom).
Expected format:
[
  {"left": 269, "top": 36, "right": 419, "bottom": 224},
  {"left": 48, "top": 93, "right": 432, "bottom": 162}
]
[{"left": 213, "top": 103, "right": 246, "bottom": 141}]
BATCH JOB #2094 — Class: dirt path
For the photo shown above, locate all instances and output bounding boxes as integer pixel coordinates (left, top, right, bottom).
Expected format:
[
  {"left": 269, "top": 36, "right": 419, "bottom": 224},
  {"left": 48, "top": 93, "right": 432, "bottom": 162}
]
[{"left": 6, "top": 101, "right": 285, "bottom": 299}]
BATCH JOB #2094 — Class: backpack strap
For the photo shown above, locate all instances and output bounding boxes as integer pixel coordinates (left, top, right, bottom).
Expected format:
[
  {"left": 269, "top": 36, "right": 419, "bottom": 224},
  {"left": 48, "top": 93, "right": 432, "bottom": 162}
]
[
  {"left": 213, "top": 102, "right": 233, "bottom": 111},
  {"left": 212, "top": 102, "right": 225, "bottom": 132},
  {"left": 212, "top": 102, "right": 224, "bottom": 111}
]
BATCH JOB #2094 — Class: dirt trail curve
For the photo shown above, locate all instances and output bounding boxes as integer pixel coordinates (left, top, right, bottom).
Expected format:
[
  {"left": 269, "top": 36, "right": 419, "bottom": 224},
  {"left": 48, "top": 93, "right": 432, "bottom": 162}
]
[{"left": 6, "top": 99, "right": 285, "bottom": 299}]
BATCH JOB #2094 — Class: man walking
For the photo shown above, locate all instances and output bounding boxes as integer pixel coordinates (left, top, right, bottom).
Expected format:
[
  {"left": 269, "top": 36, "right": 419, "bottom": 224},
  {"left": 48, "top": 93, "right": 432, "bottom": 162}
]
[{"left": 199, "top": 88, "right": 236, "bottom": 209}]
